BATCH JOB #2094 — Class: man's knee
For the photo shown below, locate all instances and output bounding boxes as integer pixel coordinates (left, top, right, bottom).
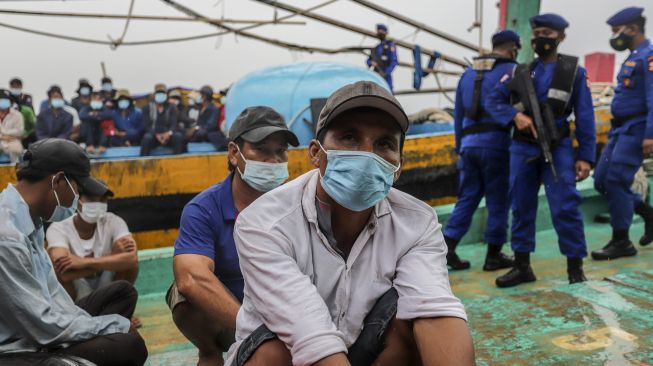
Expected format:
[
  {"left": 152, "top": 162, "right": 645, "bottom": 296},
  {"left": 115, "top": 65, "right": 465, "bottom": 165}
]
[
  {"left": 172, "top": 301, "right": 230, "bottom": 354},
  {"left": 107, "top": 280, "right": 138, "bottom": 304},
  {"left": 112, "top": 333, "right": 148, "bottom": 366},
  {"left": 244, "top": 339, "right": 291, "bottom": 366}
]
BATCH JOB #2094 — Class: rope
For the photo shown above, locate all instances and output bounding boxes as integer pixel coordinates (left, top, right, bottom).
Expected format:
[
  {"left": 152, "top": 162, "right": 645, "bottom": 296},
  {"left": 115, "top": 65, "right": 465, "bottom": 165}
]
[{"left": 108, "top": 0, "right": 136, "bottom": 49}]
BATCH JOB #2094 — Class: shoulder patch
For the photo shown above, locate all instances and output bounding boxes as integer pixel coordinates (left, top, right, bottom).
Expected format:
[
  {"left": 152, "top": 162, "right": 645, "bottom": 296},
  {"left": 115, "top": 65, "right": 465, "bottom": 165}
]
[
  {"left": 625, "top": 60, "right": 637, "bottom": 67},
  {"left": 648, "top": 56, "right": 653, "bottom": 72},
  {"left": 472, "top": 58, "right": 496, "bottom": 71},
  {"left": 500, "top": 73, "right": 510, "bottom": 83}
]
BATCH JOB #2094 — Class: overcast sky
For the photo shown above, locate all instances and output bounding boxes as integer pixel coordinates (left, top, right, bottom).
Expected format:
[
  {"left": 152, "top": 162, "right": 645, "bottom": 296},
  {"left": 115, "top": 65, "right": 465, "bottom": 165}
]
[{"left": 1, "top": 0, "right": 651, "bottom": 114}]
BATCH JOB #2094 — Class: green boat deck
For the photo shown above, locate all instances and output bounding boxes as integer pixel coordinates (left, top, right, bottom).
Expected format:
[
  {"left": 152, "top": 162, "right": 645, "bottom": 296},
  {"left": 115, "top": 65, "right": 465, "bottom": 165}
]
[{"left": 134, "top": 177, "right": 653, "bottom": 365}]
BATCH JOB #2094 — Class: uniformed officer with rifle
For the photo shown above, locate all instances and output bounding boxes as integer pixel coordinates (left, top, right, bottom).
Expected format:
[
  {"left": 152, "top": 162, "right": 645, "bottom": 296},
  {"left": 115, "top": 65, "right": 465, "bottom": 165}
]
[{"left": 486, "top": 13, "right": 596, "bottom": 288}]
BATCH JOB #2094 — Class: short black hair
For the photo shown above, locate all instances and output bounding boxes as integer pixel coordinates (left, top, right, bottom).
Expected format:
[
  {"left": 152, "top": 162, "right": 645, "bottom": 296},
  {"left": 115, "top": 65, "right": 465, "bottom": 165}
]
[
  {"left": 9, "top": 78, "right": 22, "bottom": 87},
  {"left": 47, "top": 85, "right": 63, "bottom": 98},
  {"left": 101, "top": 77, "right": 112, "bottom": 84},
  {"left": 492, "top": 40, "right": 518, "bottom": 51},
  {"left": 632, "top": 16, "right": 646, "bottom": 33},
  {"left": 227, "top": 137, "right": 245, "bottom": 172}
]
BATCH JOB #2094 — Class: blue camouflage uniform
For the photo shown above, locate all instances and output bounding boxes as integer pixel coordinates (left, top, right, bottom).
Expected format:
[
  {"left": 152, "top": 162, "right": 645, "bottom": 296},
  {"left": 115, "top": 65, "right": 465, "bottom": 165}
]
[
  {"left": 367, "top": 24, "right": 398, "bottom": 92},
  {"left": 486, "top": 56, "right": 596, "bottom": 259},
  {"left": 443, "top": 49, "right": 518, "bottom": 247},
  {"left": 594, "top": 9, "right": 653, "bottom": 232}
]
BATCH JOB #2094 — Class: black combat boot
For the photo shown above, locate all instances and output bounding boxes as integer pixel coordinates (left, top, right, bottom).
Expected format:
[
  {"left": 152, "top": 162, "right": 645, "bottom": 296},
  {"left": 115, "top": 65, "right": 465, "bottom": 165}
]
[
  {"left": 634, "top": 202, "right": 653, "bottom": 246},
  {"left": 483, "top": 244, "right": 514, "bottom": 271},
  {"left": 591, "top": 230, "right": 638, "bottom": 260},
  {"left": 495, "top": 252, "right": 536, "bottom": 288},
  {"left": 567, "top": 257, "right": 587, "bottom": 284},
  {"left": 444, "top": 236, "right": 470, "bottom": 270}
]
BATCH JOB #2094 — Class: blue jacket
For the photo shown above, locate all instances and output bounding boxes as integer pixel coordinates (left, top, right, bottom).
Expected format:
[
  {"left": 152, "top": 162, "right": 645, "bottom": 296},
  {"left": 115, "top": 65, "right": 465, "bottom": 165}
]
[
  {"left": 611, "top": 39, "right": 653, "bottom": 137},
  {"left": 486, "top": 57, "right": 596, "bottom": 164},
  {"left": 112, "top": 107, "right": 144, "bottom": 142},
  {"left": 366, "top": 40, "right": 398, "bottom": 76},
  {"left": 35, "top": 108, "right": 73, "bottom": 140},
  {"left": 197, "top": 104, "right": 220, "bottom": 132},
  {"left": 453, "top": 57, "right": 517, "bottom": 153}
]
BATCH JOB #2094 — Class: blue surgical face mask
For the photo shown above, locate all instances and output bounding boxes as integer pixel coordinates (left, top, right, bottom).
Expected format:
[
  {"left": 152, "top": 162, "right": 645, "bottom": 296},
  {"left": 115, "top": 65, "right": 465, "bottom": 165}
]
[
  {"left": 48, "top": 175, "right": 79, "bottom": 222},
  {"left": 0, "top": 98, "right": 11, "bottom": 110},
  {"left": 196, "top": 95, "right": 203, "bottom": 104},
  {"left": 187, "top": 98, "right": 196, "bottom": 107},
  {"left": 118, "top": 99, "right": 130, "bottom": 110},
  {"left": 79, "top": 87, "right": 91, "bottom": 96},
  {"left": 154, "top": 92, "right": 167, "bottom": 104},
  {"left": 102, "top": 83, "right": 113, "bottom": 92},
  {"left": 50, "top": 98, "right": 65, "bottom": 109},
  {"left": 9, "top": 88, "right": 21, "bottom": 96},
  {"left": 90, "top": 100, "right": 103, "bottom": 110},
  {"left": 237, "top": 147, "right": 289, "bottom": 192},
  {"left": 318, "top": 142, "right": 400, "bottom": 212}
]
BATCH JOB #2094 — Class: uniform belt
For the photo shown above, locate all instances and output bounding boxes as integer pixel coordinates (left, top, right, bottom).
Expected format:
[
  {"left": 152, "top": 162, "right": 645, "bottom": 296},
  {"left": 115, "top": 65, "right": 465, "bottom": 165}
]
[
  {"left": 611, "top": 112, "right": 648, "bottom": 128},
  {"left": 464, "top": 110, "right": 491, "bottom": 120},
  {"left": 513, "top": 124, "right": 571, "bottom": 144},
  {"left": 461, "top": 123, "right": 511, "bottom": 137}
]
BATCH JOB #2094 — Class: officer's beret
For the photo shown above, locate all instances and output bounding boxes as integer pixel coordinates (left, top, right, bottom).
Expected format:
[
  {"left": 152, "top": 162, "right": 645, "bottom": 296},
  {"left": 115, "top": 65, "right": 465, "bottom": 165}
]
[
  {"left": 530, "top": 13, "right": 569, "bottom": 31},
  {"left": 607, "top": 7, "right": 645, "bottom": 26},
  {"left": 376, "top": 23, "right": 388, "bottom": 32},
  {"left": 492, "top": 29, "right": 521, "bottom": 49}
]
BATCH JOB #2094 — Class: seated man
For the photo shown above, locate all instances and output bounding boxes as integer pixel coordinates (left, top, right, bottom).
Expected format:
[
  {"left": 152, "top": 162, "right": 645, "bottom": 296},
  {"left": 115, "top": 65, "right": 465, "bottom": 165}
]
[
  {"left": 168, "top": 106, "right": 299, "bottom": 366},
  {"left": 36, "top": 86, "right": 73, "bottom": 140},
  {"left": 140, "top": 83, "right": 184, "bottom": 156},
  {"left": 0, "top": 89, "right": 24, "bottom": 163},
  {"left": 225, "top": 81, "right": 474, "bottom": 366},
  {"left": 46, "top": 181, "right": 138, "bottom": 302},
  {"left": 0, "top": 138, "right": 147, "bottom": 366},
  {"left": 186, "top": 86, "right": 228, "bottom": 151},
  {"left": 79, "top": 92, "right": 113, "bottom": 155},
  {"left": 110, "top": 89, "right": 144, "bottom": 147}
]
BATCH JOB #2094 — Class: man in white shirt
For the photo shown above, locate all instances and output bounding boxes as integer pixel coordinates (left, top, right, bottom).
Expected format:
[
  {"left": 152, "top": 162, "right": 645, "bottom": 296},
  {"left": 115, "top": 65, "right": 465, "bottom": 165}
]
[
  {"left": 226, "top": 81, "right": 474, "bottom": 366},
  {"left": 47, "top": 181, "right": 138, "bottom": 302}
]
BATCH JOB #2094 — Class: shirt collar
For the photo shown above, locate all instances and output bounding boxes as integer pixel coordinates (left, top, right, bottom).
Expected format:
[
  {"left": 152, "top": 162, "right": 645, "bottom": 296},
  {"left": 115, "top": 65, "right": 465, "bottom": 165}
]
[
  {"left": 3, "top": 184, "right": 38, "bottom": 237},
  {"left": 220, "top": 173, "right": 237, "bottom": 221},
  {"left": 633, "top": 39, "right": 651, "bottom": 55}
]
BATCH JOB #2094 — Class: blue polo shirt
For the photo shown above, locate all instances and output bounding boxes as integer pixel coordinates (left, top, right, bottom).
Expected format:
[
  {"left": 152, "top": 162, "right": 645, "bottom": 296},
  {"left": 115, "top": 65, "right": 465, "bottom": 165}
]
[{"left": 174, "top": 173, "right": 243, "bottom": 302}]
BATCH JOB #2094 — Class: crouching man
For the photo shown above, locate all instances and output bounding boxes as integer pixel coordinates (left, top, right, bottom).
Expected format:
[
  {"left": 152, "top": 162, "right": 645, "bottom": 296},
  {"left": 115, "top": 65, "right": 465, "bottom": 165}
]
[
  {"left": 168, "top": 106, "right": 299, "bottom": 366},
  {"left": 226, "top": 81, "right": 474, "bottom": 366},
  {"left": 0, "top": 138, "right": 146, "bottom": 366}
]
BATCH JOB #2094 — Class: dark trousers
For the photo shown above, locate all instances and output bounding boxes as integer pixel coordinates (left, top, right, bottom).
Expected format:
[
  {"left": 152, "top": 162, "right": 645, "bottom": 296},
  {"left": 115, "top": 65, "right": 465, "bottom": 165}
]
[
  {"left": 82, "top": 121, "right": 107, "bottom": 148},
  {"left": 140, "top": 131, "right": 185, "bottom": 156},
  {"left": 190, "top": 128, "right": 228, "bottom": 151},
  {"left": 51, "top": 281, "right": 148, "bottom": 366}
]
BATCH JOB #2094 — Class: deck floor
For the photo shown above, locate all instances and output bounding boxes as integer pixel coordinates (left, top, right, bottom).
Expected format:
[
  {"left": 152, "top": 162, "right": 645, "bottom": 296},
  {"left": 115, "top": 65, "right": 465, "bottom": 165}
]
[{"left": 140, "top": 220, "right": 653, "bottom": 366}]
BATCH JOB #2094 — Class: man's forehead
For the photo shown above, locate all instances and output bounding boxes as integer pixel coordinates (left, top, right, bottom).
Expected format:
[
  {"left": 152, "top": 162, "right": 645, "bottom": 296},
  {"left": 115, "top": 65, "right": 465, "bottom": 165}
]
[
  {"left": 533, "top": 26, "right": 559, "bottom": 34},
  {"left": 327, "top": 111, "right": 402, "bottom": 135}
]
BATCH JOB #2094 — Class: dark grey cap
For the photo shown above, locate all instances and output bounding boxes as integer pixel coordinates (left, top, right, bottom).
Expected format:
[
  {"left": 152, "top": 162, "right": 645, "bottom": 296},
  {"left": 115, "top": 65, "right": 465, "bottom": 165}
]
[
  {"left": 316, "top": 81, "right": 409, "bottom": 138},
  {"left": 17, "top": 138, "right": 109, "bottom": 196},
  {"left": 228, "top": 106, "right": 299, "bottom": 147}
]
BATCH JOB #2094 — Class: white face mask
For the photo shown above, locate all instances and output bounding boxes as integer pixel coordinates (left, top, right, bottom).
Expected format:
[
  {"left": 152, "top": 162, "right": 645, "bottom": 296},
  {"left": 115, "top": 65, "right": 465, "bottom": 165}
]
[{"left": 79, "top": 201, "right": 108, "bottom": 224}]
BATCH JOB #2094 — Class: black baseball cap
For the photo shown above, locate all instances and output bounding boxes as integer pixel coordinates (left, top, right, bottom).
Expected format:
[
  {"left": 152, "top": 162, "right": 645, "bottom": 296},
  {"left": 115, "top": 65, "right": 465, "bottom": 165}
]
[
  {"left": 316, "top": 81, "right": 409, "bottom": 138},
  {"left": 17, "top": 139, "right": 109, "bottom": 195},
  {"left": 228, "top": 106, "right": 299, "bottom": 147}
]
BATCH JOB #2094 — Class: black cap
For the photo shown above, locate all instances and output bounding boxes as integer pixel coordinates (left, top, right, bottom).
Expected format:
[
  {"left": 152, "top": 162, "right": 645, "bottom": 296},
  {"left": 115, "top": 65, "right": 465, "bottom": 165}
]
[
  {"left": 101, "top": 77, "right": 112, "bottom": 84},
  {"left": 0, "top": 89, "right": 10, "bottom": 99},
  {"left": 200, "top": 85, "right": 214, "bottom": 96},
  {"left": 316, "top": 80, "right": 408, "bottom": 138},
  {"left": 17, "top": 139, "right": 109, "bottom": 196},
  {"left": 228, "top": 106, "right": 299, "bottom": 147},
  {"left": 9, "top": 77, "right": 22, "bottom": 86},
  {"left": 81, "top": 178, "right": 114, "bottom": 197}
]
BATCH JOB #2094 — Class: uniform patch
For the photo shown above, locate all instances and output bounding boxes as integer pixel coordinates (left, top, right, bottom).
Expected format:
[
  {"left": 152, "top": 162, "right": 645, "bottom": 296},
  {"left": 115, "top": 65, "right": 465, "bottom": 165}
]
[
  {"left": 648, "top": 56, "right": 653, "bottom": 72},
  {"left": 625, "top": 60, "right": 637, "bottom": 67},
  {"left": 624, "top": 78, "right": 632, "bottom": 87},
  {"left": 500, "top": 73, "right": 510, "bottom": 83}
]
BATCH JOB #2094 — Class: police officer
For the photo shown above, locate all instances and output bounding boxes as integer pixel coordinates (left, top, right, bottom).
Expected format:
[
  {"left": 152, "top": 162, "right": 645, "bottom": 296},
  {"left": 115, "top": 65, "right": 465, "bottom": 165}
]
[
  {"left": 367, "top": 24, "right": 398, "bottom": 93},
  {"left": 486, "top": 13, "right": 596, "bottom": 287},
  {"left": 443, "top": 30, "right": 521, "bottom": 272},
  {"left": 592, "top": 7, "right": 653, "bottom": 260}
]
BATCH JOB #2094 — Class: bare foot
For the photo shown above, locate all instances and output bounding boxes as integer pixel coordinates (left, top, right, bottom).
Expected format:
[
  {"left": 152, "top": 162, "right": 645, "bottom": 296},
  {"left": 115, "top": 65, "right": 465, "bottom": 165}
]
[
  {"left": 86, "top": 145, "right": 96, "bottom": 155},
  {"left": 98, "top": 146, "right": 107, "bottom": 154}
]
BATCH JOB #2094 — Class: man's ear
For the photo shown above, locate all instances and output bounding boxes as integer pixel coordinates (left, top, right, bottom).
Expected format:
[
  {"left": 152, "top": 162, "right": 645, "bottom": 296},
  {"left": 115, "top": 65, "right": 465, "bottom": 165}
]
[
  {"left": 308, "top": 140, "right": 322, "bottom": 168},
  {"left": 227, "top": 142, "right": 239, "bottom": 168}
]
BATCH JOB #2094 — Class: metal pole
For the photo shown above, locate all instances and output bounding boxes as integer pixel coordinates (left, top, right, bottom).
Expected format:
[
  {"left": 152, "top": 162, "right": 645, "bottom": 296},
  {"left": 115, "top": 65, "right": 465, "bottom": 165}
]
[
  {"left": 394, "top": 87, "right": 457, "bottom": 95},
  {"left": 350, "top": 0, "right": 487, "bottom": 54},
  {"left": 251, "top": 0, "right": 468, "bottom": 68}
]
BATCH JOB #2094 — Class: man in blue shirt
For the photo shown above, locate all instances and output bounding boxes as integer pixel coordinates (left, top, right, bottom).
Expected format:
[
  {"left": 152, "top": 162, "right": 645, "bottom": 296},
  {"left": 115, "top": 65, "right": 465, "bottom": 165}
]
[
  {"left": 367, "top": 24, "right": 398, "bottom": 93},
  {"left": 110, "top": 89, "right": 144, "bottom": 147},
  {"left": 167, "top": 106, "right": 299, "bottom": 366},
  {"left": 187, "top": 86, "right": 228, "bottom": 151},
  {"left": 36, "top": 86, "right": 73, "bottom": 141},
  {"left": 486, "top": 13, "right": 596, "bottom": 287},
  {"left": 0, "top": 139, "right": 146, "bottom": 366},
  {"left": 592, "top": 7, "right": 653, "bottom": 261},
  {"left": 443, "top": 30, "right": 520, "bottom": 272}
]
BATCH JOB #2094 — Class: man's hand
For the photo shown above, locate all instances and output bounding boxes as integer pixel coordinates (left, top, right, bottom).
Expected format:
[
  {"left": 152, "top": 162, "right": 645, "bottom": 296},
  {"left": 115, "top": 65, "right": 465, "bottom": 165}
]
[
  {"left": 575, "top": 160, "right": 591, "bottom": 182},
  {"left": 116, "top": 131, "right": 127, "bottom": 137},
  {"left": 155, "top": 133, "right": 166, "bottom": 144},
  {"left": 643, "top": 139, "right": 653, "bottom": 156},
  {"left": 513, "top": 112, "right": 538, "bottom": 138},
  {"left": 114, "top": 236, "right": 137, "bottom": 253},
  {"left": 54, "top": 255, "right": 89, "bottom": 273}
]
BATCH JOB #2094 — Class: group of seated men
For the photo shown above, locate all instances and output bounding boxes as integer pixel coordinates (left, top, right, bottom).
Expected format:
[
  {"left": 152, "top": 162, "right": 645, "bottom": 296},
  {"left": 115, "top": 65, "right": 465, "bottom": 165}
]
[
  {"left": 0, "top": 76, "right": 228, "bottom": 161},
  {"left": 0, "top": 81, "right": 474, "bottom": 366}
]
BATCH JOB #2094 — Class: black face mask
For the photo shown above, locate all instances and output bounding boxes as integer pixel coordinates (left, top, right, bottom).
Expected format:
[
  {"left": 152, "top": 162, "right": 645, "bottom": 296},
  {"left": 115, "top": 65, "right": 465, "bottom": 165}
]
[
  {"left": 610, "top": 31, "right": 634, "bottom": 51},
  {"left": 532, "top": 37, "right": 559, "bottom": 57}
]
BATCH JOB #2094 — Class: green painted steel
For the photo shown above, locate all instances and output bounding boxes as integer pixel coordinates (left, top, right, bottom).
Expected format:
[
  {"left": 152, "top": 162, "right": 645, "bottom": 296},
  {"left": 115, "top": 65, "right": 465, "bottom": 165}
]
[{"left": 505, "top": 0, "right": 541, "bottom": 63}]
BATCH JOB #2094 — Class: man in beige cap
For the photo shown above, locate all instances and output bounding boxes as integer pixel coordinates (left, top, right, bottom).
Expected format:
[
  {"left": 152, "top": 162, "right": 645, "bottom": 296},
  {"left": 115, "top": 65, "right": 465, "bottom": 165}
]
[{"left": 226, "top": 81, "right": 474, "bottom": 366}]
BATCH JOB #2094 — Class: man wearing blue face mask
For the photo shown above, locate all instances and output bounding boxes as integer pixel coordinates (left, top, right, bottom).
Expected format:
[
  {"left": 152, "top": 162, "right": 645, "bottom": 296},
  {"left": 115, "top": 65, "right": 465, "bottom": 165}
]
[
  {"left": 167, "top": 106, "right": 298, "bottom": 366},
  {"left": 226, "top": 81, "right": 473, "bottom": 366},
  {"left": 140, "top": 83, "right": 184, "bottom": 156},
  {"left": 71, "top": 79, "right": 93, "bottom": 112},
  {"left": 0, "top": 89, "right": 25, "bottom": 163},
  {"left": 36, "top": 86, "right": 73, "bottom": 141},
  {"left": 110, "top": 89, "right": 144, "bottom": 147},
  {"left": 99, "top": 76, "right": 116, "bottom": 102},
  {"left": 79, "top": 92, "right": 113, "bottom": 155},
  {"left": 0, "top": 138, "right": 147, "bottom": 366}
]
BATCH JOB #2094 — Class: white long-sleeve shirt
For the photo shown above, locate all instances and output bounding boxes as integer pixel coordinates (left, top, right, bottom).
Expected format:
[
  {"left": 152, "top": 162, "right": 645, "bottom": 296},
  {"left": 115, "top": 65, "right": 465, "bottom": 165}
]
[{"left": 226, "top": 170, "right": 467, "bottom": 365}]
